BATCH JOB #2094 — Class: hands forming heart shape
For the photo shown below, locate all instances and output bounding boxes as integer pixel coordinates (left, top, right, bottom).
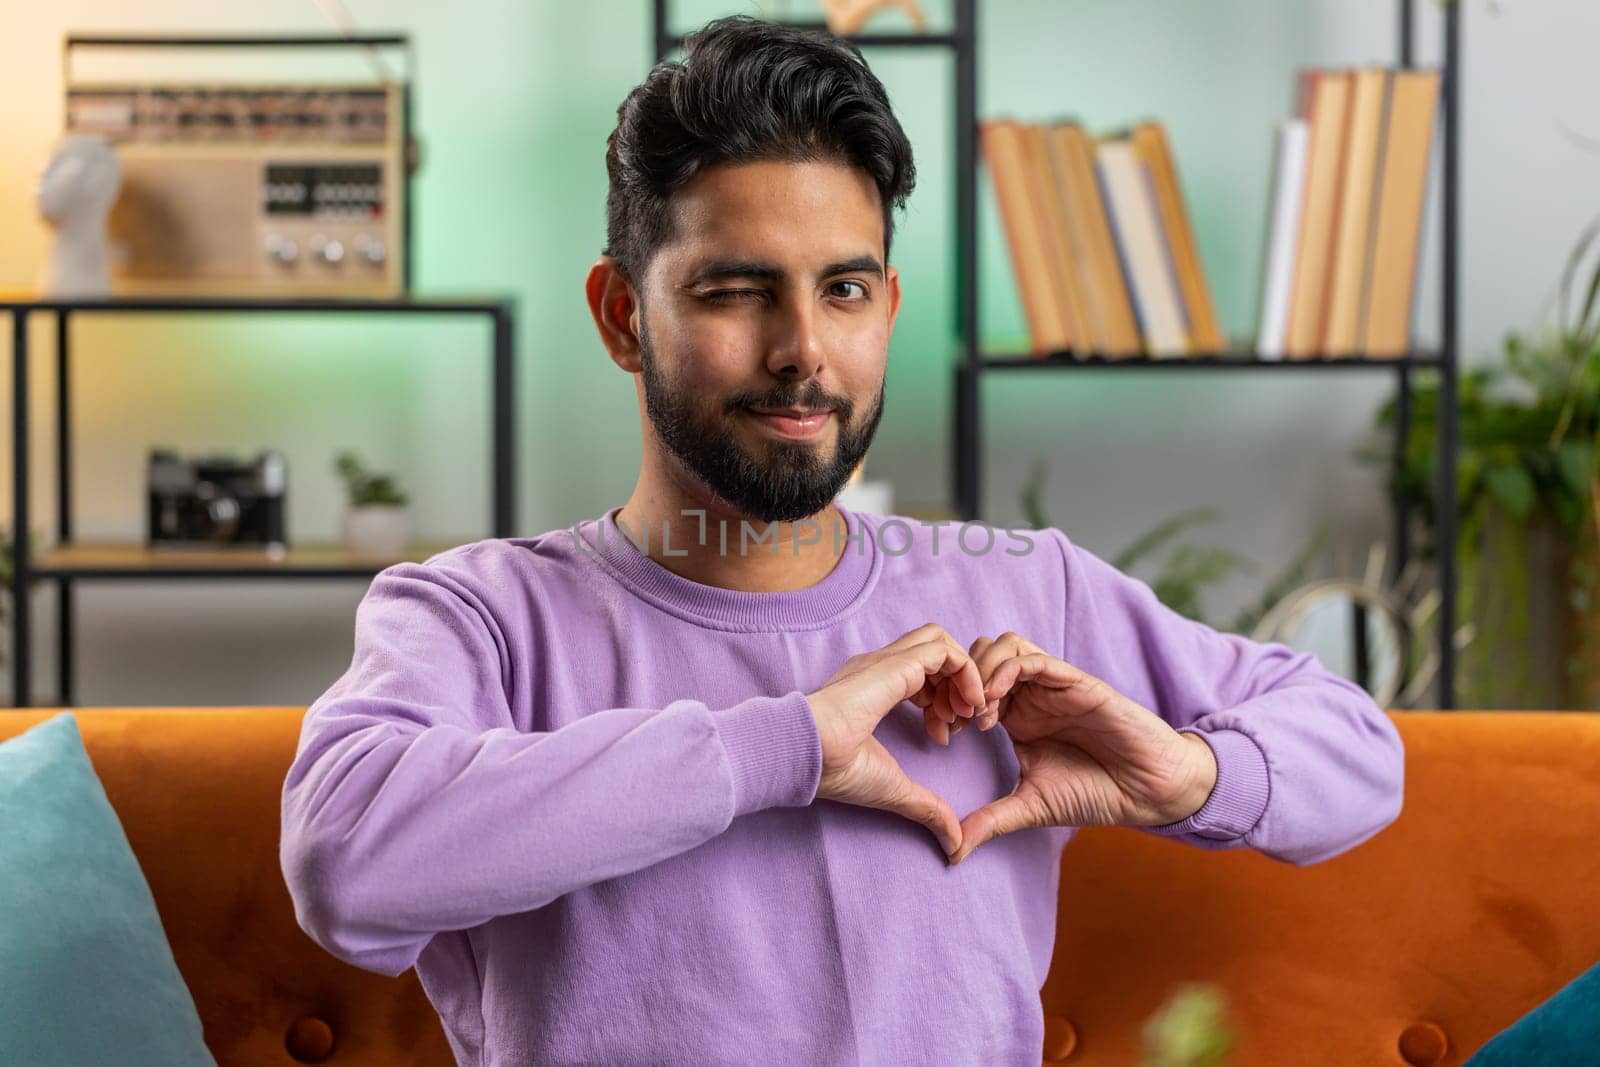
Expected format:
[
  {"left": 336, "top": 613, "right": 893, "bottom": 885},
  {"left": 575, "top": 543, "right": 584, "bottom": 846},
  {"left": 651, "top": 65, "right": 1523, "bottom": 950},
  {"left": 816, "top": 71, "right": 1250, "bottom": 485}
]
[{"left": 805, "top": 624, "right": 1219, "bottom": 866}]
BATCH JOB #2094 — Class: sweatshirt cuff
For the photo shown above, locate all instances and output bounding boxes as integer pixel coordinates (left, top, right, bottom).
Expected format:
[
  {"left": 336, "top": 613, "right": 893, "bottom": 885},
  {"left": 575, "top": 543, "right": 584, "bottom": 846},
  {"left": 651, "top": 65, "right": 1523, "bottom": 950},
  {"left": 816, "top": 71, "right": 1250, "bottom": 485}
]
[
  {"left": 710, "top": 690, "right": 823, "bottom": 817},
  {"left": 1146, "top": 727, "right": 1270, "bottom": 841}
]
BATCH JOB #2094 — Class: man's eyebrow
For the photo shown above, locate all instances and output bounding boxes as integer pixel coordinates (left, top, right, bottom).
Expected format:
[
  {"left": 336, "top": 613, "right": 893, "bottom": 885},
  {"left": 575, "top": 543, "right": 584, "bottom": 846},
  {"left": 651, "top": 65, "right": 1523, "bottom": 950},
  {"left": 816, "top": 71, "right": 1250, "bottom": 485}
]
[{"left": 682, "top": 255, "right": 885, "bottom": 287}]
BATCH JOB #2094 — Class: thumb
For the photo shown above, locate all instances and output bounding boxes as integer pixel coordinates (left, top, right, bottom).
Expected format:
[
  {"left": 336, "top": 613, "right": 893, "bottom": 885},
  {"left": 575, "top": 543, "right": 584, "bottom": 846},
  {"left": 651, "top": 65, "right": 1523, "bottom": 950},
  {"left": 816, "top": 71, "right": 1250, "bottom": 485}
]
[
  {"left": 950, "top": 788, "right": 1040, "bottom": 866},
  {"left": 877, "top": 763, "right": 963, "bottom": 858}
]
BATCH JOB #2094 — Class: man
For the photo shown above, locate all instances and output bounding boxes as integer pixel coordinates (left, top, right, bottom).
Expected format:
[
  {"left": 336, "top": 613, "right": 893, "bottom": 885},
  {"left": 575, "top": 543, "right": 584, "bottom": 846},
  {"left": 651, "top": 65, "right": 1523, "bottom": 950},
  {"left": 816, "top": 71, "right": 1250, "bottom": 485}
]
[{"left": 280, "top": 14, "right": 1404, "bottom": 1065}]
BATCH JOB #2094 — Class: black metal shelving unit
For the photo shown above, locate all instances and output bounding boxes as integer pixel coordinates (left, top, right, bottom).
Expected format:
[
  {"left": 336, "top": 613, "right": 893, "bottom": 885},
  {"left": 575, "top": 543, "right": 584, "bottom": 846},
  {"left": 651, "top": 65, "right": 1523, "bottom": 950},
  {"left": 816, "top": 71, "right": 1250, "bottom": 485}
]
[
  {"left": 657, "top": 0, "right": 1460, "bottom": 706},
  {"left": 5, "top": 294, "right": 517, "bottom": 708}
]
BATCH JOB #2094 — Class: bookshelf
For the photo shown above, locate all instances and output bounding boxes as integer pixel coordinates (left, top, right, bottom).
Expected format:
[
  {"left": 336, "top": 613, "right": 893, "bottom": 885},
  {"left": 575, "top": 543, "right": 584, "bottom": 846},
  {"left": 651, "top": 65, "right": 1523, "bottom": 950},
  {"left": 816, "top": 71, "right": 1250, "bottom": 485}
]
[
  {"left": 4, "top": 293, "right": 517, "bottom": 708},
  {"left": 652, "top": 0, "right": 1458, "bottom": 707}
]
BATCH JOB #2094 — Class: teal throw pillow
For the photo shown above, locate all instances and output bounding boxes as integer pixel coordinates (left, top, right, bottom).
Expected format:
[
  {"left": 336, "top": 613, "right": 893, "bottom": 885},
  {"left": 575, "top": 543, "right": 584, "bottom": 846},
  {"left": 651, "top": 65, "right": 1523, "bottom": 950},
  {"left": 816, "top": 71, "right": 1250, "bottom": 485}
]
[
  {"left": 0, "top": 711, "right": 214, "bottom": 1065},
  {"left": 1464, "top": 958, "right": 1600, "bottom": 1066}
]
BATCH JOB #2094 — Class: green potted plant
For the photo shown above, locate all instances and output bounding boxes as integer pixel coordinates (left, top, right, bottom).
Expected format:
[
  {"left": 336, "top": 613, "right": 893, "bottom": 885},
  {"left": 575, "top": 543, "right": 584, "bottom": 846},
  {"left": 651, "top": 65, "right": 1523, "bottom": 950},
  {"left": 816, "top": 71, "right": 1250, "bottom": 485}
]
[
  {"left": 334, "top": 451, "right": 411, "bottom": 560},
  {"left": 0, "top": 526, "right": 43, "bottom": 673},
  {"left": 1020, "top": 457, "right": 1331, "bottom": 635},
  {"left": 1360, "top": 219, "right": 1600, "bottom": 708},
  {"left": 1142, "top": 982, "right": 1236, "bottom": 1067}
]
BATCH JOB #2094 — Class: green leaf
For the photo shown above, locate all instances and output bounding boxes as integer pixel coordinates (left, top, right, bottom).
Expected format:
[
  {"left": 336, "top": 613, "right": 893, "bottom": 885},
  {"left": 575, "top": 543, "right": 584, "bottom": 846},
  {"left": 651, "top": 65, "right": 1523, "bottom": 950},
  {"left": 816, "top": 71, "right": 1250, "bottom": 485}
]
[
  {"left": 1483, "top": 462, "right": 1536, "bottom": 520},
  {"left": 1456, "top": 450, "right": 1483, "bottom": 499},
  {"left": 1557, "top": 440, "right": 1593, "bottom": 497},
  {"left": 1558, "top": 218, "right": 1600, "bottom": 341},
  {"left": 1020, "top": 457, "right": 1051, "bottom": 530},
  {"left": 1112, "top": 508, "right": 1220, "bottom": 572},
  {"left": 1569, "top": 218, "right": 1600, "bottom": 344}
]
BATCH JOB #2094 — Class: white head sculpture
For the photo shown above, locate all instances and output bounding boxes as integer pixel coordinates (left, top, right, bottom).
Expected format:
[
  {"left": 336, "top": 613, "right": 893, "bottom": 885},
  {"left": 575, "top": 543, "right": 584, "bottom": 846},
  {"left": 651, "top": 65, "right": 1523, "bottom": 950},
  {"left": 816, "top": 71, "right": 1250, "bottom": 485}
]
[{"left": 37, "top": 134, "right": 121, "bottom": 298}]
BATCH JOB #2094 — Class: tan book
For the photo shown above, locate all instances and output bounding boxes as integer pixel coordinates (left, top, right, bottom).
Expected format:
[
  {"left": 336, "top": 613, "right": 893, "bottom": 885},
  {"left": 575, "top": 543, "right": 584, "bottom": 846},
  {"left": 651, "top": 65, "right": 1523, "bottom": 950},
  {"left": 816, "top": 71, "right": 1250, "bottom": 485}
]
[
  {"left": 1021, "top": 122, "right": 1091, "bottom": 354},
  {"left": 1284, "top": 69, "right": 1352, "bottom": 358},
  {"left": 1132, "top": 122, "right": 1226, "bottom": 356},
  {"left": 980, "top": 118, "right": 1071, "bottom": 355},
  {"left": 1040, "top": 126, "right": 1110, "bottom": 353},
  {"left": 1046, "top": 122, "right": 1142, "bottom": 357},
  {"left": 1097, "top": 136, "right": 1188, "bottom": 357},
  {"left": 1361, "top": 69, "right": 1442, "bottom": 358},
  {"left": 1322, "top": 68, "right": 1391, "bottom": 355}
]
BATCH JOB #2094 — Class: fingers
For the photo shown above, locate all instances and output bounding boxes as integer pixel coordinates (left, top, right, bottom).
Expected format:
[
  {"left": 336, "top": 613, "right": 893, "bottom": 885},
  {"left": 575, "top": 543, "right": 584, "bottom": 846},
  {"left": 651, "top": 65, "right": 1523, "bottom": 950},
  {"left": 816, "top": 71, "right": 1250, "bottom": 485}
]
[
  {"left": 967, "top": 631, "right": 1045, "bottom": 731},
  {"left": 893, "top": 626, "right": 1088, "bottom": 747},
  {"left": 949, "top": 790, "right": 1037, "bottom": 866},
  {"left": 903, "top": 639, "right": 987, "bottom": 721},
  {"left": 970, "top": 631, "right": 1046, "bottom": 686},
  {"left": 984, "top": 652, "right": 1103, "bottom": 714},
  {"left": 881, "top": 773, "right": 963, "bottom": 858},
  {"left": 913, "top": 630, "right": 1065, "bottom": 744},
  {"left": 923, "top": 705, "right": 951, "bottom": 747},
  {"left": 887, "top": 625, "right": 989, "bottom": 719},
  {"left": 885, "top": 622, "right": 965, "bottom": 654}
]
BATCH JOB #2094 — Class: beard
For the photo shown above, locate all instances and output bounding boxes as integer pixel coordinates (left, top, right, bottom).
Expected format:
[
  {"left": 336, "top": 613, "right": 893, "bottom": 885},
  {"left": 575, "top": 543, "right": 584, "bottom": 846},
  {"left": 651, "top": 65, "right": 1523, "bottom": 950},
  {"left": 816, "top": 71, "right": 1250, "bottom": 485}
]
[{"left": 637, "top": 323, "right": 884, "bottom": 524}]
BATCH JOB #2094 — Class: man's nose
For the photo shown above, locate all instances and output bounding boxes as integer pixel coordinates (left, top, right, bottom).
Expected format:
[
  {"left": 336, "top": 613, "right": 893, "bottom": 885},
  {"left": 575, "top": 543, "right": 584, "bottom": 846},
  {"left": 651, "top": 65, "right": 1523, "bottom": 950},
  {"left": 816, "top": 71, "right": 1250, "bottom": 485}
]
[{"left": 764, "top": 291, "right": 826, "bottom": 379}]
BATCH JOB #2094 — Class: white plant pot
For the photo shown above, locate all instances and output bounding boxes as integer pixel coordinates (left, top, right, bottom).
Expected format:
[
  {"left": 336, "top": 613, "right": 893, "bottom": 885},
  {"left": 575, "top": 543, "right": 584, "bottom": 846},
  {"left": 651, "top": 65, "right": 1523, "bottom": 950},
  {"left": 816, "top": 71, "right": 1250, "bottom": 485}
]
[{"left": 341, "top": 505, "right": 410, "bottom": 560}]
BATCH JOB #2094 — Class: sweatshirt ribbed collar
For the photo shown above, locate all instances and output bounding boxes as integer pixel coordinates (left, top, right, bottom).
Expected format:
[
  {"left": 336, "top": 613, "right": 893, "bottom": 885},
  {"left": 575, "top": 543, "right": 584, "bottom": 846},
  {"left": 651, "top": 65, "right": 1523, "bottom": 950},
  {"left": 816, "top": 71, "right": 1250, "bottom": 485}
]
[{"left": 576, "top": 501, "right": 880, "bottom": 631}]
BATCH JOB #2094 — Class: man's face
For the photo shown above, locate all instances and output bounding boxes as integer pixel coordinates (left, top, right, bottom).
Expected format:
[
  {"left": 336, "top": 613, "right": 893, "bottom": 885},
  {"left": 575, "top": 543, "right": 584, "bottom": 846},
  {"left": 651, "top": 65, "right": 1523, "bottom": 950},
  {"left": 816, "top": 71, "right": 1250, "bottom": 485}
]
[{"left": 632, "top": 158, "right": 900, "bottom": 524}]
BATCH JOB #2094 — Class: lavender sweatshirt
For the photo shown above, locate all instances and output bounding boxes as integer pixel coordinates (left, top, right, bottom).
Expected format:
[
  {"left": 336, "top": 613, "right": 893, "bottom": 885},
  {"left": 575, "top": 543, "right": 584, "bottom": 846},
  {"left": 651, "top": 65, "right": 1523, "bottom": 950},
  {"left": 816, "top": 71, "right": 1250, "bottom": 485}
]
[{"left": 279, "top": 503, "right": 1404, "bottom": 1066}]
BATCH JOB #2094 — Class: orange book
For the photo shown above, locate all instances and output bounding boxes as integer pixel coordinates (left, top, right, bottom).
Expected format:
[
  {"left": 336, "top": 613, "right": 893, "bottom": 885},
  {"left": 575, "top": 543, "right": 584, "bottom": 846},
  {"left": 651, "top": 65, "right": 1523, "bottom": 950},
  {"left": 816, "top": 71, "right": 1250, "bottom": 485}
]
[
  {"left": 1132, "top": 122, "right": 1225, "bottom": 356},
  {"left": 1022, "top": 122, "right": 1091, "bottom": 354},
  {"left": 1046, "top": 122, "right": 1142, "bottom": 357},
  {"left": 1361, "top": 69, "right": 1442, "bottom": 358},
  {"left": 1322, "top": 68, "right": 1391, "bottom": 356},
  {"left": 1284, "top": 69, "right": 1352, "bottom": 358},
  {"left": 980, "top": 118, "right": 1071, "bottom": 355}
]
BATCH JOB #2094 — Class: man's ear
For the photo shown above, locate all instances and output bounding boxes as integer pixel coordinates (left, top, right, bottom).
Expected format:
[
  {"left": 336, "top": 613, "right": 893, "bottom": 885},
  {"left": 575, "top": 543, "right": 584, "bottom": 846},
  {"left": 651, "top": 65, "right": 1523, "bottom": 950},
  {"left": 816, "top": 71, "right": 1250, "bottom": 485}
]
[
  {"left": 585, "top": 256, "right": 644, "bottom": 373},
  {"left": 885, "top": 262, "right": 902, "bottom": 335}
]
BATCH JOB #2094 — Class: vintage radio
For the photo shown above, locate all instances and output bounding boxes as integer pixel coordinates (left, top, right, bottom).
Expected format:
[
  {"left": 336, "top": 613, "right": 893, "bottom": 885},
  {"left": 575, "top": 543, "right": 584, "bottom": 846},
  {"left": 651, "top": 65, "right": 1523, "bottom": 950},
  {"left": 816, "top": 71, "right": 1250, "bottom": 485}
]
[{"left": 63, "top": 34, "right": 415, "bottom": 298}]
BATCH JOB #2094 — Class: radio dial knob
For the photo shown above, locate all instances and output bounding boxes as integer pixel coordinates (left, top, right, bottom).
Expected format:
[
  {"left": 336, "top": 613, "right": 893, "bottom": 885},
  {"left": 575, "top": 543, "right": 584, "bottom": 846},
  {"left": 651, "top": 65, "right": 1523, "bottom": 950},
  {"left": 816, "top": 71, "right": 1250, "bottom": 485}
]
[
  {"left": 356, "top": 236, "right": 387, "bottom": 266},
  {"left": 265, "top": 234, "right": 298, "bottom": 265},
  {"left": 315, "top": 237, "right": 346, "bottom": 266}
]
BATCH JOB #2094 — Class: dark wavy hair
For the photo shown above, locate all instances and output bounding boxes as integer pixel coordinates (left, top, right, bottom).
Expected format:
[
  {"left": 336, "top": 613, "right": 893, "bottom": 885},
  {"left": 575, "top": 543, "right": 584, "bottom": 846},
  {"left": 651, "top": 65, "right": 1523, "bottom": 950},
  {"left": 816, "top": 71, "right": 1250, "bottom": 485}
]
[{"left": 603, "top": 14, "right": 917, "bottom": 289}]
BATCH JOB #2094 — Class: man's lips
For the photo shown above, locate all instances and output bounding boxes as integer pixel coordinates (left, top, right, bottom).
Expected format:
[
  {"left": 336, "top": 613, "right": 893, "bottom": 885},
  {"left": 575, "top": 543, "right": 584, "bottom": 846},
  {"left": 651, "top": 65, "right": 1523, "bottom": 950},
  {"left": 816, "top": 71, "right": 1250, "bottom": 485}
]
[{"left": 745, "top": 406, "right": 834, "bottom": 439}]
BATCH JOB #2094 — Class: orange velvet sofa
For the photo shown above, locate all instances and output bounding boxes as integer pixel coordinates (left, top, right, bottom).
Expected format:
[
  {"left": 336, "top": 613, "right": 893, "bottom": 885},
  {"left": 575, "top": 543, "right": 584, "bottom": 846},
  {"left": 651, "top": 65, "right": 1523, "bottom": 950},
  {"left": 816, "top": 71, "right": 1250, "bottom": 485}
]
[{"left": 2, "top": 707, "right": 1596, "bottom": 1066}]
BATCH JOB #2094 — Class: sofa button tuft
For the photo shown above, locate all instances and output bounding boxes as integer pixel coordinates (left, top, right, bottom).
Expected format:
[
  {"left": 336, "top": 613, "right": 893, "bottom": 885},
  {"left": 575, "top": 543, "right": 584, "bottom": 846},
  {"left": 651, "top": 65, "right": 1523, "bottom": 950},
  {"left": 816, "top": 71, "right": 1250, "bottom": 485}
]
[
  {"left": 1398, "top": 1021, "right": 1449, "bottom": 1065},
  {"left": 1042, "top": 1014, "right": 1078, "bottom": 1061},
  {"left": 285, "top": 1015, "right": 336, "bottom": 1063}
]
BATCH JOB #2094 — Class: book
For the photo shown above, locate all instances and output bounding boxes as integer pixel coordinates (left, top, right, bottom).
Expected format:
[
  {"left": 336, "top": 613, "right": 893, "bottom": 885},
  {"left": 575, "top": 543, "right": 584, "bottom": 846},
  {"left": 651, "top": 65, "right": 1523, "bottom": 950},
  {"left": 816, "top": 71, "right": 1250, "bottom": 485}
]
[
  {"left": 979, "top": 118, "right": 1072, "bottom": 355},
  {"left": 1021, "top": 122, "right": 1092, "bottom": 353},
  {"left": 1323, "top": 68, "right": 1391, "bottom": 356},
  {"left": 1096, "top": 136, "right": 1189, "bottom": 357},
  {"left": 1046, "top": 122, "right": 1142, "bottom": 357},
  {"left": 1284, "top": 69, "right": 1352, "bottom": 358},
  {"left": 1256, "top": 118, "right": 1311, "bottom": 358},
  {"left": 1132, "top": 122, "right": 1226, "bottom": 355},
  {"left": 1361, "top": 69, "right": 1442, "bottom": 358}
]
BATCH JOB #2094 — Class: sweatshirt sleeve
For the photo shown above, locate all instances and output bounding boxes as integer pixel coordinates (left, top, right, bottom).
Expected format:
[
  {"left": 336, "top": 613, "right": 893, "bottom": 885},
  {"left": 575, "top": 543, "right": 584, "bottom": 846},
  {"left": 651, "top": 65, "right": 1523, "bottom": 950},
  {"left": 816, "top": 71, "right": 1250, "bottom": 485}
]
[
  {"left": 279, "top": 557, "right": 823, "bottom": 977},
  {"left": 1047, "top": 527, "right": 1404, "bottom": 866}
]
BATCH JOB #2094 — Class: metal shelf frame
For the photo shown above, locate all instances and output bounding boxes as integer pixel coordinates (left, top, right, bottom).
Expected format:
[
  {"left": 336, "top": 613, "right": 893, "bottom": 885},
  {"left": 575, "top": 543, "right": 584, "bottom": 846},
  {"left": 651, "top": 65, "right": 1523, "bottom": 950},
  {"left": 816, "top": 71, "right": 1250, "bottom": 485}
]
[{"left": 5, "top": 294, "right": 517, "bottom": 707}]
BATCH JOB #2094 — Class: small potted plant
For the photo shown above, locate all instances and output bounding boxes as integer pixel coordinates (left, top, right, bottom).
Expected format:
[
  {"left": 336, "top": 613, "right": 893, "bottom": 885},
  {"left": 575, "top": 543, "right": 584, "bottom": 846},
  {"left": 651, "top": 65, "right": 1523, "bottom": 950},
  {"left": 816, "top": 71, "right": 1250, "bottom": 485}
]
[
  {"left": 334, "top": 451, "right": 410, "bottom": 560},
  {"left": 1, "top": 526, "right": 43, "bottom": 673}
]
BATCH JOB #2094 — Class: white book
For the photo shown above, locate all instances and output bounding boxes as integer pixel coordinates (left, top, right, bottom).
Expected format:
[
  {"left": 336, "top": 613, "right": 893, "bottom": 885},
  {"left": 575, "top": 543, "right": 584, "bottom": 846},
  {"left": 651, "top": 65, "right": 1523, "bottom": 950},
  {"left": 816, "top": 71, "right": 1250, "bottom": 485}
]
[
  {"left": 1096, "top": 140, "right": 1188, "bottom": 357},
  {"left": 1256, "top": 118, "right": 1311, "bottom": 358}
]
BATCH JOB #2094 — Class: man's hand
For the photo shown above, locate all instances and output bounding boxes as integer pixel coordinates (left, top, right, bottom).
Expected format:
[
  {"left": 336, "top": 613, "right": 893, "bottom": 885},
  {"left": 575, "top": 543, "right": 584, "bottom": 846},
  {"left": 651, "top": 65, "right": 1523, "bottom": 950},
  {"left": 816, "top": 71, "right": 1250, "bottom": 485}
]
[
  {"left": 807, "top": 623, "right": 989, "bottom": 857},
  {"left": 946, "top": 632, "right": 1219, "bottom": 865}
]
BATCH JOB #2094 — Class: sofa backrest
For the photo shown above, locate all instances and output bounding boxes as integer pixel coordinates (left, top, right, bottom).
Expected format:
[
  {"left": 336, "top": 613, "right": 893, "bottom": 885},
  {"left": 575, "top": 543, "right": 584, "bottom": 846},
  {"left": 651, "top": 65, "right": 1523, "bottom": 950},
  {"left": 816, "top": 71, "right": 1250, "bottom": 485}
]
[
  {"left": 1040, "top": 711, "right": 1600, "bottom": 1065},
  {"left": 1, "top": 707, "right": 456, "bottom": 1066},
  {"left": 4, "top": 708, "right": 1597, "bottom": 1066}
]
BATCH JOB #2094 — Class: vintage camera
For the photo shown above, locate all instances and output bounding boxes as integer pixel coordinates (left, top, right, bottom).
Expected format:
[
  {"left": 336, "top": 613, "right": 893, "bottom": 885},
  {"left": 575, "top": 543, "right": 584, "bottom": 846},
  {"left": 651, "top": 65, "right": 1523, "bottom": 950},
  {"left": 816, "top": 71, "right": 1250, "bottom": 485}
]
[{"left": 147, "top": 449, "right": 287, "bottom": 549}]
